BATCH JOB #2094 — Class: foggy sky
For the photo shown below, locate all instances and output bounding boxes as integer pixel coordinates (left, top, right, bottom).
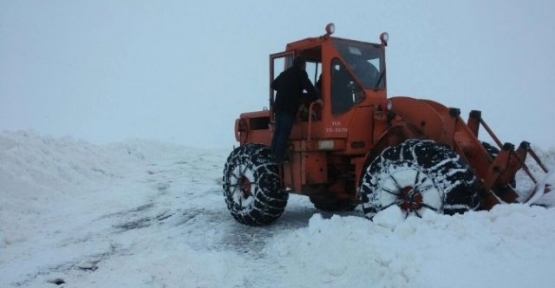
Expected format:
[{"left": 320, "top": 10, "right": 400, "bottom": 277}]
[{"left": 1, "top": 0, "right": 554, "bottom": 149}]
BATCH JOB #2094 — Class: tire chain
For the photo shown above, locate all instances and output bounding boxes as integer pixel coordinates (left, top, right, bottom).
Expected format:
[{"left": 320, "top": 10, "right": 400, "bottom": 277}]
[
  {"left": 222, "top": 143, "right": 288, "bottom": 226},
  {"left": 360, "top": 139, "right": 480, "bottom": 219}
]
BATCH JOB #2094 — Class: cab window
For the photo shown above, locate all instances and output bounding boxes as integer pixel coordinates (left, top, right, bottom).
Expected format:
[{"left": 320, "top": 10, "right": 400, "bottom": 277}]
[
  {"left": 331, "top": 58, "right": 364, "bottom": 115},
  {"left": 332, "top": 39, "right": 385, "bottom": 89}
]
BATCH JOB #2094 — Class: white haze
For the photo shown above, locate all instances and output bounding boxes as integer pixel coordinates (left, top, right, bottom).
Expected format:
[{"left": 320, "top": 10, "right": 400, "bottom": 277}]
[{"left": 1, "top": 0, "right": 555, "bottom": 149}]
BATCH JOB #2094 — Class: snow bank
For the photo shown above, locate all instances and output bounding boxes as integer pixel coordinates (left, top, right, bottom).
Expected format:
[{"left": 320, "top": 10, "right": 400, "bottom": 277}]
[
  {"left": 515, "top": 144, "right": 555, "bottom": 203},
  {"left": 265, "top": 205, "right": 555, "bottom": 288},
  {"left": 0, "top": 131, "right": 138, "bottom": 247},
  {"left": 1, "top": 131, "right": 555, "bottom": 288}
]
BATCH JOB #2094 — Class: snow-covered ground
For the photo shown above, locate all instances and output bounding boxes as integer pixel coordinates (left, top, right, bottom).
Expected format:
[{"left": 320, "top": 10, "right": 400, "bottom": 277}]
[{"left": 1, "top": 131, "right": 555, "bottom": 288}]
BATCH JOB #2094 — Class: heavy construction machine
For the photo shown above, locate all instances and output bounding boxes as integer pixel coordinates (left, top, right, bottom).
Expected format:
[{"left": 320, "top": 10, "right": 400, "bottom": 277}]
[{"left": 222, "top": 23, "right": 552, "bottom": 226}]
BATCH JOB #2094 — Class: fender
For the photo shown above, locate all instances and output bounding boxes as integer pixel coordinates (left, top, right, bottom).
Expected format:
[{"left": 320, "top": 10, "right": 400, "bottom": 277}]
[{"left": 357, "top": 96, "right": 448, "bottom": 187}]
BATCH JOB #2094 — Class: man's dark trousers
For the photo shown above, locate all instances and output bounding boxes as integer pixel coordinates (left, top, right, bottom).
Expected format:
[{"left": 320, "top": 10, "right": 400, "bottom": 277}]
[{"left": 271, "top": 112, "right": 295, "bottom": 162}]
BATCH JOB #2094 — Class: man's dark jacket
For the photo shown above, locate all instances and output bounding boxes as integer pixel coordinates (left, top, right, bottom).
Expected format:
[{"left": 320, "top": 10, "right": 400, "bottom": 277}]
[{"left": 271, "top": 66, "right": 319, "bottom": 116}]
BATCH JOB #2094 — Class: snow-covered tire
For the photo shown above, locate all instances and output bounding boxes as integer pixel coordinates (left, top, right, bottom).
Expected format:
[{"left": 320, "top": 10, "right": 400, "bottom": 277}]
[
  {"left": 223, "top": 143, "right": 287, "bottom": 226},
  {"left": 482, "top": 141, "right": 516, "bottom": 187},
  {"left": 360, "top": 139, "right": 480, "bottom": 219}
]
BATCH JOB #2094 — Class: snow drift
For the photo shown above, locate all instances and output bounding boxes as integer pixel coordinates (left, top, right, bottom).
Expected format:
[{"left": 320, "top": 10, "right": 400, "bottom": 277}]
[{"left": 1, "top": 131, "right": 555, "bottom": 288}]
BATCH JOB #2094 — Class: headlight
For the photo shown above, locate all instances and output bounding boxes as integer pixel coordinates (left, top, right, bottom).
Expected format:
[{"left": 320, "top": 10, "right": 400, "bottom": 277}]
[
  {"left": 318, "top": 140, "right": 334, "bottom": 150},
  {"left": 325, "top": 23, "right": 335, "bottom": 35},
  {"left": 380, "top": 32, "right": 389, "bottom": 46}
]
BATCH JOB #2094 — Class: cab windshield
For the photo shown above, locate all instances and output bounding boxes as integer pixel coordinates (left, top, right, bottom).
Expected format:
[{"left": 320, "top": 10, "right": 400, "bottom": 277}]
[{"left": 332, "top": 39, "right": 385, "bottom": 89}]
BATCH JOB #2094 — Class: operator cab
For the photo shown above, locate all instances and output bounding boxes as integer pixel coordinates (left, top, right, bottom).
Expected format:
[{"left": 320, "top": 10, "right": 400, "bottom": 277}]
[
  {"left": 270, "top": 24, "right": 388, "bottom": 118},
  {"left": 329, "top": 39, "right": 385, "bottom": 114}
]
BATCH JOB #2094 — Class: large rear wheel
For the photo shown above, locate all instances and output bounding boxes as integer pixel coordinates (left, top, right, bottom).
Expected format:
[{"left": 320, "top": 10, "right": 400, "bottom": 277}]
[
  {"left": 223, "top": 143, "right": 287, "bottom": 226},
  {"left": 359, "top": 139, "right": 480, "bottom": 219}
]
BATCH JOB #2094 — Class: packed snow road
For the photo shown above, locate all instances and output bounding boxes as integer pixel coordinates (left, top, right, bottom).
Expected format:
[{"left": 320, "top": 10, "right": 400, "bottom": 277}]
[
  {"left": 0, "top": 132, "right": 320, "bottom": 287},
  {"left": 1, "top": 131, "right": 555, "bottom": 288}
]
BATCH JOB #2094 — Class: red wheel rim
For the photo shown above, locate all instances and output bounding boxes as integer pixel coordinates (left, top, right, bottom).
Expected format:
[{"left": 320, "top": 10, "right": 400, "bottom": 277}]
[
  {"left": 399, "top": 186, "right": 423, "bottom": 211},
  {"left": 240, "top": 176, "right": 252, "bottom": 197}
]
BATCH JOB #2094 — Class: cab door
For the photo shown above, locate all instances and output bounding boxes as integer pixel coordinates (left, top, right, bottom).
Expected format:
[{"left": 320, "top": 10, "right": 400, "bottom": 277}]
[{"left": 269, "top": 52, "right": 294, "bottom": 124}]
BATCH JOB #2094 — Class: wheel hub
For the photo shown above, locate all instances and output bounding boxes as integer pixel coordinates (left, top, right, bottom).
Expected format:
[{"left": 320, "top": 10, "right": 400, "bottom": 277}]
[
  {"left": 240, "top": 176, "right": 252, "bottom": 197},
  {"left": 399, "top": 186, "right": 423, "bottom": 211}
]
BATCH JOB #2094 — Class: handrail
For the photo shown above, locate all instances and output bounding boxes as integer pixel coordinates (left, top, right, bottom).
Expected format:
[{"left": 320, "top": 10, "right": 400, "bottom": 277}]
[
  {"left": 528, "top": 147, "right": 550, "bottom": 173},
  {"left": 479, "top": 118, "right": 503, "bottom": 149},
  {"left": 307, "top": 101, "right": 323, "bottom": 142},
  {"left": 515, "top": 153, "right": 537, "bottom": 183},
  {"left": 479, "top": 117, "right": 549, "bottom": 184}
]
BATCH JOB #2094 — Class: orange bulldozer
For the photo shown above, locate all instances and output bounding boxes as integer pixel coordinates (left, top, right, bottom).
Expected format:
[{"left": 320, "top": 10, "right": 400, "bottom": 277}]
[{"left": 222, "top": 23, "right": 552, "bottom": 226}]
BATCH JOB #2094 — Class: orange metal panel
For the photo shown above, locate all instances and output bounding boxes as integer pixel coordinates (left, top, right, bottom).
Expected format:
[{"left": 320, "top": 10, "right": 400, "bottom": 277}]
[
  {"left": 389, "top": 97, "right": 445, "bottom": 142},
  {"left": 304, "top": 152, "right": 328, "bottom": 184},
  {"left": 345, "top": 105, "right": 374, "bottom": 154}
]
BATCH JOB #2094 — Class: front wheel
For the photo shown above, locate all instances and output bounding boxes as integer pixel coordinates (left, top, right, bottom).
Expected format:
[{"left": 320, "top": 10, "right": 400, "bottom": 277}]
[
  {"left": 359, "top": 139, "right": 480, "bottom": 220},
  {"left": 222, "top": 143, "right": 287, "bottom": 226}
]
